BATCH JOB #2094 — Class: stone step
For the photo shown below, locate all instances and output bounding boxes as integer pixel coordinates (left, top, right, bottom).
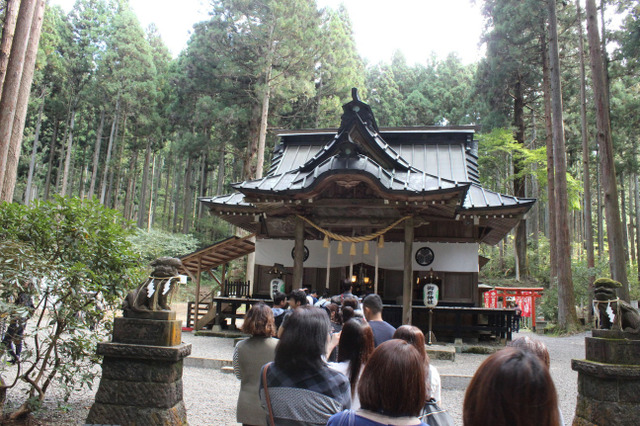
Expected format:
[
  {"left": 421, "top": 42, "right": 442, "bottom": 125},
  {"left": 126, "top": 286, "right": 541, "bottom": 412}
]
[
  {"left": 426, "top": 344, "right": 456, "bottom": 361},
  {"left": 184, "top": 357, "right": 232, "bottom": 369}
]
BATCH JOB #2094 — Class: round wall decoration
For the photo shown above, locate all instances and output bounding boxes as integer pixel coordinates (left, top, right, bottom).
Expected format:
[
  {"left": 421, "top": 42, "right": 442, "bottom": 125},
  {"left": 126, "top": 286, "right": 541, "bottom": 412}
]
[
  {"left": 415, "top": 246, "right": 435, "bottom": 266},
  {"left": 290, "top": 245, "right": 310, "bottom": 262}
]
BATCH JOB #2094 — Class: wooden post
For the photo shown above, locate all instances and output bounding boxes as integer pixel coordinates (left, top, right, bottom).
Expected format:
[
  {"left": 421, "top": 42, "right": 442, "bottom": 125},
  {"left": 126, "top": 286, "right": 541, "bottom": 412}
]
[
  {"left": 325, "top": 241, "right": 331, "bottom": 288},
  {"left": 293, "top": 216, "right": 305, "bottom": 289},
  {"left": 195, "top": 255, "right": 202, "bottom": 329},
  {"left": 374, "top": 243, "right": 379, "bottom": 294},
  {"left": 221, "top": 263, "right": 227, "bottom": 295},
  {"left": 402, "top": 218, "right": 414, "bottom": 324},
  {"left": 246, "top": 235, "right": 256, "bottom": 298},
  {"left": 532, "top": 294, "right": 537, "bottom": 330}
]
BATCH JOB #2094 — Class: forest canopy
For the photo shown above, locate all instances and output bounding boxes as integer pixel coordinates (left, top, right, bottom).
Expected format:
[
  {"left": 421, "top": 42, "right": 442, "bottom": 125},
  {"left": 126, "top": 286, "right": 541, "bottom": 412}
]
[{"left": 1, "top": 0, "right": 640, "bottom": 325}]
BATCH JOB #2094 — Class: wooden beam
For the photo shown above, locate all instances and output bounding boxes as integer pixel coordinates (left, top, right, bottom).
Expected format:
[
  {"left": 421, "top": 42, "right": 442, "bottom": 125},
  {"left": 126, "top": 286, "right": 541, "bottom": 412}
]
[
  {"left": 402, "top": 218, "right": 414, "bottom": 325},
  {"left": 207, "top": 269, "right": 221, "bottom": 286},
  {"left": 221, "top": 263, "right": 227, "bottom": 293},
  {"left": 292, "top": 216, "right": 305, "bottom": 289}
]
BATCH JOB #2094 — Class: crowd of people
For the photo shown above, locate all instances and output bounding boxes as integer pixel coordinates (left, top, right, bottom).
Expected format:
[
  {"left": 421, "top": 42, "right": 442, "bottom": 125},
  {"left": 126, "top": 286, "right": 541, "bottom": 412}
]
[{"left": 233, "top": 282, "right": 562, "bottom": 426}]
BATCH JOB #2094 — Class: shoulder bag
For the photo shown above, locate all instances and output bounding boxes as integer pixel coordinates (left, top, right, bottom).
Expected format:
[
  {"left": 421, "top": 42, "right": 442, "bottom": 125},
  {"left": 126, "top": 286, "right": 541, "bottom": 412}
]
[
  {"left": 419, "top": 399, "right": 455, "bottom": 426},
  {"left": 262, "top": 362, "right": 276, "bottom": 426}
]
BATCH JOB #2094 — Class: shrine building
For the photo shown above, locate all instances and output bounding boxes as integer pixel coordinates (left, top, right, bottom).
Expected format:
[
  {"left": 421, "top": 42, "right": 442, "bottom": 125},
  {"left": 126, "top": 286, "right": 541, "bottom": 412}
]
[{"left": 200, "top": 89, "right": 535, "bottom": 338}]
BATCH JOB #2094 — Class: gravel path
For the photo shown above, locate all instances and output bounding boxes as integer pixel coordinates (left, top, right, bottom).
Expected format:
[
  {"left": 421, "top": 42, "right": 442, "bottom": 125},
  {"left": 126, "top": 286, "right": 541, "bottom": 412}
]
[{"left": 2, "top": 329, "right": 586, "bottom": 425}]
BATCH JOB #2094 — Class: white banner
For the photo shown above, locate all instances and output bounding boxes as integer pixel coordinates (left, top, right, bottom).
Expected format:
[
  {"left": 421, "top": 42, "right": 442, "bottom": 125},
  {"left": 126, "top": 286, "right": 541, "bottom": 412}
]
[{"left": 255, "top": 239, "right": 479, "bottom": 272}]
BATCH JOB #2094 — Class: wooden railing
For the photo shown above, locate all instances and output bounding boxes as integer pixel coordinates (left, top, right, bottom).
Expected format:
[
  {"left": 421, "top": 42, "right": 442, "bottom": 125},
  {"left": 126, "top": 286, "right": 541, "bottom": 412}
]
[{"left": 222, "top": 280, "right": 251, "bottom": 297}]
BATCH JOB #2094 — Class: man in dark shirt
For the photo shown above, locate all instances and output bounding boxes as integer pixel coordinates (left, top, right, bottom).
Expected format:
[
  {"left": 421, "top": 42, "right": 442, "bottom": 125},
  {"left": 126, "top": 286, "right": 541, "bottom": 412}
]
[
  {"left": 277, "top": 289, "right": 309, "bottom": 338},
  {"left": 362, "top": 293, "right": 396, "bottom": 347},
  {"left": 331, "top": 279, "right": 354, "bottom": 305},
  {"left": 272, "top": 292, "right": 288, "bottom": 330}
]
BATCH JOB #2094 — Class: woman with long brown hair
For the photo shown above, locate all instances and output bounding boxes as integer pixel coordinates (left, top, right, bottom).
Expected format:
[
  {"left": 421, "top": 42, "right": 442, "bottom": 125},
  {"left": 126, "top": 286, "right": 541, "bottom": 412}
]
[
  {"left": 463, "top": 347, "right": 560, "bottom": 426},
  {"left": 393, "top": 325, "right": 442, "bottom": 403},
  {"left": 328, "top": 339, "right": 428, "bottom": 426},
  {"left": 233, "top": 302, "right": 278, "bottom": 426}
]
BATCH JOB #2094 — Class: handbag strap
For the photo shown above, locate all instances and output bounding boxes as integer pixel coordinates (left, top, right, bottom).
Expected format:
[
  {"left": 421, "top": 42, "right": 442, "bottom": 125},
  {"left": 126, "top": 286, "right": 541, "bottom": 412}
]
[{"left": 262, "top": 362, "right": 276, "bottom": 426}]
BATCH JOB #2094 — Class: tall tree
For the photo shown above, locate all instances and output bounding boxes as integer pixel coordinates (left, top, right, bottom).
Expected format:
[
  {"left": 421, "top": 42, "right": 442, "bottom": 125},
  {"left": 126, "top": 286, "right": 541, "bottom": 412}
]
[
  {"left": 1, "top": 0, "right": 45, "bottom": 202},
  {"left": 282, "top": 4, "right": 364, "bottom": 129},
  {"left": 0, "top": 0, "right": 37, "bottom": 199},
  {"left": 0, "top": 0, "right": 19, "bottom": 98},
  {"left": 478, "top": 0, "right": 546, "bottom": 278},
  {"left": 209, "top": 0, "right": 321, "bottom": 179},
  {"left": 547, "top": 0, "right": 578, "bottom": 331},
  {"left": 586, "top": 0, "right": 629, "bottom": 300},
  {"left": 576, "top": 0, "right": 595, "bottom": 320},
  {"left": 60, "top": 0, "right": 114, "bottom": 197}
]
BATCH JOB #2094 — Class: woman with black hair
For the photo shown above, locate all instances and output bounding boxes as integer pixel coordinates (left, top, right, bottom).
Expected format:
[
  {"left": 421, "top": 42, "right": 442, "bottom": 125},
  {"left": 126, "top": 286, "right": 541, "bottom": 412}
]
[
  {"left": 260, "top": 306, "right": 351, "bottom": 425},
  {"left": 328, "top": 339, "right": 428, "bottom": 426},
  {"left": 327, "top": 319, "right": 375, "bottom": 410}
]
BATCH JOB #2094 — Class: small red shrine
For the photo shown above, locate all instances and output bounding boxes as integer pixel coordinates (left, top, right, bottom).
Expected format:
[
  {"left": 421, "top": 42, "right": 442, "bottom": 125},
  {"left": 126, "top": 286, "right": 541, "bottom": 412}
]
[{"left": 484, "top": 286, "right": 544, "bottom": 329}]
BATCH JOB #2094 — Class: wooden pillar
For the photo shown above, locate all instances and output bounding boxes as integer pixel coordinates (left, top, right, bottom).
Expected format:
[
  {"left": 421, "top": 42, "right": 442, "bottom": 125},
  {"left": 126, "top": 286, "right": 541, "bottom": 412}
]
[
  {"left": 221, "top": 263, "right": 227, "bottom": 293},
  {"left": 292, "top": 216, "right": 305, "bottom": 289},
  {"left": 532, "top": 294, "right": 537, "bottom": 330},
  {"left": 374, "top": 243, "right": 379, "bottom": 294},
  {"left": 325, "top": 241, "right": 331, "bottom": 288},
  {"left": 246, "top": 236, "right": 256, "bottom": 296},
  {"left": 402, "top": 218, "right": 414, "bottom": 324},
  {"left": 195, "top": 255, "right": 202, "bottom": 328}
]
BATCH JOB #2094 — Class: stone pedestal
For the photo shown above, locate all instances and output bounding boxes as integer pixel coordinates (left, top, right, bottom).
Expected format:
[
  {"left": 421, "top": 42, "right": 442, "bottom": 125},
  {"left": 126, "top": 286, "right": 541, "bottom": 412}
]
[
  {"left": 86, "top": 311, "right": 192, "bottom": 425},
  {"left": 572, "top": 329, "right": 640, "bottom": 426}
]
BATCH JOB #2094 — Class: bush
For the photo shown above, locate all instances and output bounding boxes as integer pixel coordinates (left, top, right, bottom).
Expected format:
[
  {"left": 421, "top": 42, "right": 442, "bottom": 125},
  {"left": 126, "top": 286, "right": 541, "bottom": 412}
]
[
  {"left": 539, "top": 285, "right": 559, "bottom": 322},
  {"left": 127, "top": 227, "right": 200, "bottom": 263},
  {"left": 0, "top": 197, "right": 143, "bottom": 419}
]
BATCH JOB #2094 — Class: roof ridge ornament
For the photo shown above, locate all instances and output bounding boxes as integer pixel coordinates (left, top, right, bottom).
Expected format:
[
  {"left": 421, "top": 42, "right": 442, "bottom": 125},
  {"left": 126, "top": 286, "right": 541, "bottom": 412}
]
[{"left": 340, "top": 87, "right": 379, "bottom": 133}]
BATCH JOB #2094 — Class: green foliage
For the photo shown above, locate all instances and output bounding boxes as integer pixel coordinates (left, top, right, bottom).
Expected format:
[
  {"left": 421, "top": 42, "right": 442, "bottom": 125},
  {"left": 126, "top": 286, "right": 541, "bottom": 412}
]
[
  {"left": 478, "top": 128, "right": 582, "bottom": 209},
  {"left": 364, "top": 53, "right": 478, "bottom": 127},
  {"left": 475, "top": 0, "right": 545, "bottom": 130},
  {"left": 538, "top": 285, "right": 560, "bottom": 324},
  {"left": 0, "top": 197, "right": 143, "bottom": 416},
  {"left": 480, "top": 231, "right": 610, "bottom": 324},
  {"left": 308, "top": 5, "right": 365, "bottom": 128},
  {"left": 128, "top": 228, "right": 200, "bottom": 263},
  {"left": 479, "top": 236, "right": 516, "bottom": 281}
]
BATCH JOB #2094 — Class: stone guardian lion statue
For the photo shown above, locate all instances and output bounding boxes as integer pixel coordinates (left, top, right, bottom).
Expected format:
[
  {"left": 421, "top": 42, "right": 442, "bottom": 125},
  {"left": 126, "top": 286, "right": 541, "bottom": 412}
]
[
  {"left": 123, "top": 257, "right": 183, "bottom": 313},
  {"left": 593, "top": 277, "right": 640, "bottom": 333}
]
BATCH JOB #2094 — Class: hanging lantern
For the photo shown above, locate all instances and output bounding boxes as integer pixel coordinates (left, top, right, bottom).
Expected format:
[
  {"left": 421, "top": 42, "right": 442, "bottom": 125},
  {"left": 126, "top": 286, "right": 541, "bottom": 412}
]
[
  {"left": 363, "top": 241, "right": 370, "bottom": 255},
  {"left": 337, "top": 241, "right": 343, "bottom": 254},
  {"left": 378, "top": 235, "right": 385, "bottom": 248},
  {"left": 350, "top": 242, "right": 356, "bottom": 256},
  {"left": 323, "top": 234, "right": 330, "bottom": 248}
]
